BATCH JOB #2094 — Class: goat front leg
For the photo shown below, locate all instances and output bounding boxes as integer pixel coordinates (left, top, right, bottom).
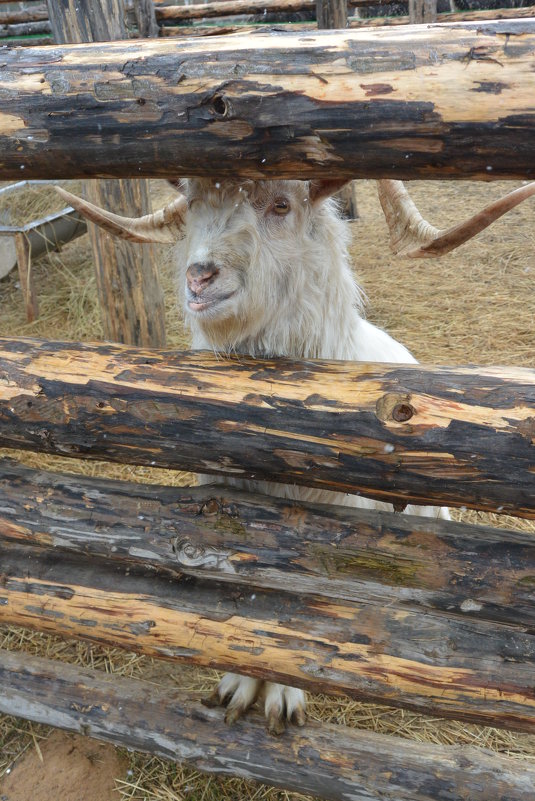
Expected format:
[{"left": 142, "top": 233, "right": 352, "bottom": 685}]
[{"left": 204, "top": 673, "right": 306, "bottom": 735}]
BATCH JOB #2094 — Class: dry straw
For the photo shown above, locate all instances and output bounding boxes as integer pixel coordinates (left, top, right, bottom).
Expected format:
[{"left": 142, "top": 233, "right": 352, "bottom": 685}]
[{"left": 1, "top": 178, "right": 534, "bottom": 800}]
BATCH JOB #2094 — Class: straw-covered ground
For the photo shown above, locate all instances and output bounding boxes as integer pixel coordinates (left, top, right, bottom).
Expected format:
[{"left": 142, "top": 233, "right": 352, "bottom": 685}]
[{"left": 0, "top": 178, "right": 534, "bottom": 800}]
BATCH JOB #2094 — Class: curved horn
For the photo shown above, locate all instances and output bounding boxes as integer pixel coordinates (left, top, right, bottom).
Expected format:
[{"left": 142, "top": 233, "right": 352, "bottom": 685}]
[
  {"left": 377, "top": 179, "right": 535, "bottom": 258},
  {"left": 55, "top": 186, "right": 187, "bottom": 244}
]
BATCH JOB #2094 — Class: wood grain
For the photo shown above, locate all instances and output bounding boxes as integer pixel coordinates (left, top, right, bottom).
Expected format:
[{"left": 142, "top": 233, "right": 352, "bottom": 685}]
[
  {"left": 47, "top": 0, "right": 166, "bottom": 348},
  {"left": 1, "top": 20, "right": 535, "bottom": 180},
  {"left": 2, "top": 649, "right": 534, "bottom": 801},
  {"left": 0, "top": 337, "right": 534, "bottom": 516},
  {"left": 2, "top": 459, "right": 535, "bottom": 629},
  {"left": 3, "top": 537, "right": 535, "bottom": 730},
  {"left": 159, "top": 7, "right": 535, "bottom": 36},
  {"left": 0, "top": 5, "right": 48, "bottom": 25}
]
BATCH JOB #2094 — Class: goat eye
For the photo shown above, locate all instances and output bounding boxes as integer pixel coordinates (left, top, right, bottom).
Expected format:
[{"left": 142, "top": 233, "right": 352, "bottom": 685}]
[{"left": 272, "top": 199, "right": 290, "bottom": 216}]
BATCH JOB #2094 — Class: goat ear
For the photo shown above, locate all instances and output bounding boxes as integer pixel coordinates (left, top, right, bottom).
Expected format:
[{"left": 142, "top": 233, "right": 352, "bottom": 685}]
[{"left": 309, "top": 179, "right": 350, "bottom": 204}]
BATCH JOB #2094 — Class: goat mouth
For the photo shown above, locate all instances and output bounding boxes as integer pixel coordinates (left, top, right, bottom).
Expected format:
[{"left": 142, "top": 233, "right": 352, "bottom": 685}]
[{"left": 187, "top": 291, "right": 235, "bottom": 313}]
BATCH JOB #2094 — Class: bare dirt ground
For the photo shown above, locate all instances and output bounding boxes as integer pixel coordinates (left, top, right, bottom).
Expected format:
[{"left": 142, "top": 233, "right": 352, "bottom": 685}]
[
  {"left": 0, "top": 178, "right": 534, "bottom": 800},
  {"left": 0, "top": 730, "right": 127, "bottom": 801}
]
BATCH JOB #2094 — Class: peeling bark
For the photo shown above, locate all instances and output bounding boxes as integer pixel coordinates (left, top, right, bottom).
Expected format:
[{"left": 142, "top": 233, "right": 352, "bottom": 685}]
[
  {"left": 2, "top": 650, "right": 535, "bottom": 801},
  {"left": 1, "top": 21, "right": 535, "bottom": 180},
  {"left": 3, "top": 537, "right": 535, "bottom": 730},
  {"left": 2, "top": 459, "right": 535, "bottom": 628},
  {"left": 0, "top": 337, "right": 534, "bottom": 516}
]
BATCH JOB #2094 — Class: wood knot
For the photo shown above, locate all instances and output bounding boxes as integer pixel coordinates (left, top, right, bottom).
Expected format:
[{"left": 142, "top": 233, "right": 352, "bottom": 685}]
[
  {"left": 201, "top": 499, "right": 220, "bottom": 516},
  {"left": 376, "top": 392, "right": 415, "bottom": 424},
  {"left": 392, "top": 403, "right": 414, "bottom": 422},
  {"left": 212, "top": 95, "right": 229, "bottom": 117},
  {"left": 172, "top": 537, "right": 236, "bottom": 574}
]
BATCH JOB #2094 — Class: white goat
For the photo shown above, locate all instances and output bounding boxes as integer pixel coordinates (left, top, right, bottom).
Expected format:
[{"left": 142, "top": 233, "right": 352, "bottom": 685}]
[{"left": 58, "top": 175, "right": 534, "bottom": 735}]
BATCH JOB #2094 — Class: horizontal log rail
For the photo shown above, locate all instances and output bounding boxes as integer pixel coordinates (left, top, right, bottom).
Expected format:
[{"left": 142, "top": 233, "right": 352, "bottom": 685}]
[
  {"left": 155, "top": 0, "right": 395, "bottom": 21},
  {"left": 3, "top": 536, "right": 535, "bottom": 731},
  {"left": 0, "top": 337, "right": 534, "bottom": 516},
  {"left": 156, "top": 7, "right": 535, "bottom": 36},
  {"left": 1, "top": 35, "right": 52, "bottom": 47},
  {"left": 0, "top": 19, "right": 50, "bottom": 37},
  {"left": 2, "top": 459, "right": 535, "bottom": 629},
  {"left": 1, "top": 650, "right": 534, "bottom": 801},
  {"left": 155, "top": 0, "right": 533, "bottom": 24},
  {"left": 1, "top": 20, "right": 535, "bottom": 180},
  {"left": 351, "top": 4, "right": 535, "bottom": 26},
  {"left": 157, "top": 0, "right": 318, "bottom": 19},
  {"left": 0, "top": 5, "right": 47, "bottom": 25}
]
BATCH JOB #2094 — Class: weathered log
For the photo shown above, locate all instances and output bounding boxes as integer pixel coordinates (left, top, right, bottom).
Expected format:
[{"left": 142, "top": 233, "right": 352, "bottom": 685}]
[
  {"left": 3, "top": 537, "right": 535, "bottom": 730},
  {"left": 153, "top": 0, "right": 399, "bottom": 11},
  {"left": 409, "top": 0, "right": 436, "bottom": 22},
  {"left": 0, "top": 5, "right": 48, "bottom": 25},
  {"left": 2, "top": 20, "right": 535, "bottom": 180},
  {"left": 159, "top": 20, "right": 262, "bottom": 38},
  {"left": 156, "top": 0, "right": 319, "bottom": 18},
  {"left": 154, "top": 0, "right": 398, "bottom": 21},
  {"left": 13, "top": 233, "right": 38, "bottom": 322},
  {"left": 0, "top": 337, "right": 534, "bottom": 517},
  {"left": 46, "top": 0, "right": 166, "bottom": 348},
  {"left": 84, "top": 180, "right": 166, "bottom": 347},
  {"left": 348, "top": 5, "right": 535, "bottom": 26},
  {"left": 134, "top": 0, "right": 159, "bottom": 35},
  {"left": 317, "top": 0, "right": 347, "bottom": 28},
  {"left": 0, "top": 19, "right": 50, "bottom": 37},
  {"left": 2, "top": 650, "right": 534, "bottom": 801},
  {"left": 47, "top": 0, "right": 124, "bottom": 43},
  {"left": 158, "top": 21, "right": 261, "bottom": 34},
  {"left": 2, "top": 459, "right": 535, "bottom": 629},
  {"left": 1, "top": 35, "right": 51, "bottom": 46},
  {"left": 315, "top": 0, "right": 359, "bottom": 221},
  {"left": 158, "top": 7, "right": 535, "bottom": 35}
]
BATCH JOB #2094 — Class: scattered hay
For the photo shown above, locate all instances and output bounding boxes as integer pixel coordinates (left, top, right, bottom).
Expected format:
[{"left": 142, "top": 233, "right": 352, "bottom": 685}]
[
  {"left": 1, "top": 178, "right": 535, "bottom": 800},
  {"left": 353, "top": 179, "right": 535, "bottom": 368},
  {"left": 0, "top": 181, "right": 82, "bottom": 227}
]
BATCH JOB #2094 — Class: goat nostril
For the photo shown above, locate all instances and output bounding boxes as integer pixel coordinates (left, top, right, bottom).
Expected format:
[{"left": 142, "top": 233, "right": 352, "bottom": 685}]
[{"left": 186, "top": 262, "right": 219, "bottom": 292}]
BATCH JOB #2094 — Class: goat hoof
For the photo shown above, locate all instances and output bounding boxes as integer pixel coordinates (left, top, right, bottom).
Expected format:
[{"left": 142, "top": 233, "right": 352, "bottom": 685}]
[
  {"left": 201, "top": 689, "right": 221, "bottom": 709},
  {"left": 206, "top": 673, "right": 263, "bottom": 725},
  {"left": 263, "top": 683, "right": 307, "bottom": 736},
  {"left": 266, "top": 712, "right": 286, "bottom": 737},
  {"left": 290, "top": 706, "right": 306, "bottom": 727},
  {"left": 224, "top": 704, "right": 254, "bottom": 726}
]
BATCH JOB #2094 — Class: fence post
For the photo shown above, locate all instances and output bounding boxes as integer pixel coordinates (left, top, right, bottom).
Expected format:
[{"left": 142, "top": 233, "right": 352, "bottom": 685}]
[
  {"left": 46, "top": 0, "right": 167, "bottom": 348},
  {"left": 134, "top": 0, "right": 160, "bottom": 36},
  {"left": 409, "top": 0, "right": 437, "bottom": 23},
  {"left": 316, "top": 0, "right": 359, "bottom": 219}
]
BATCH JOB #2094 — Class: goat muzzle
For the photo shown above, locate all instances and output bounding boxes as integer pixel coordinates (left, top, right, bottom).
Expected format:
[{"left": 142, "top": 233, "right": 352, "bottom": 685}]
[{"left": 186, "top": 262, "right": 219, "bottom": 295}]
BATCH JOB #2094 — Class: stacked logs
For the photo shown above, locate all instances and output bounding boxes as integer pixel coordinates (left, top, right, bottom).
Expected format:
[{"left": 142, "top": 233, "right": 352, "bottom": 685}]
[
  {"left": 1, "top": 19, "right": 535, "bottom": 801},
  {"left": 1, "top": 0, "right": 533, "bottom": 44},
  {"left": 0, "top": 338, "right": 535, "bottom": 799}
]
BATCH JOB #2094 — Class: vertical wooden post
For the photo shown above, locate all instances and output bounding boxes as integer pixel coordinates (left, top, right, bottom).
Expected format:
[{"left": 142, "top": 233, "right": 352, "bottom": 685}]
[
  {"left": 409, "top": 0, "right": 437, "bottom": 23},
  {"left": 134, "top": 0, "right": 159, "bottom": 37},
  {"left": 316, "top": 0, "right": 358, "bottom": 220},
  {"left": 46, "top": 0, "right": 166, "bottom": 348},
  {"left": 316, "top": 0, "right": 347, "bottom": 29},
  {"left": 14, "top": 233, "right": 38, "bottom": 323}
]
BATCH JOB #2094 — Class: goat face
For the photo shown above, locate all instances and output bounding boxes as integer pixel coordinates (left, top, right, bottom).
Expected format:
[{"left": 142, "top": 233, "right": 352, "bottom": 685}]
[{"left": 177, "top": 178, "right": 335, "bottom": 350}]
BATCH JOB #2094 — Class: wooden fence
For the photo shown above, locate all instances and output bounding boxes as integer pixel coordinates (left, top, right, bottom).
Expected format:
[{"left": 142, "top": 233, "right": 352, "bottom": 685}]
[
  {"left": 1, "top": 21, "right": 535, "bottom": 181},
  {"left": 0, "top": 0, "right": 533, "bottom": 44},
  {"left": 1, "top": 19, "right": 535, "bottom": 801}
]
